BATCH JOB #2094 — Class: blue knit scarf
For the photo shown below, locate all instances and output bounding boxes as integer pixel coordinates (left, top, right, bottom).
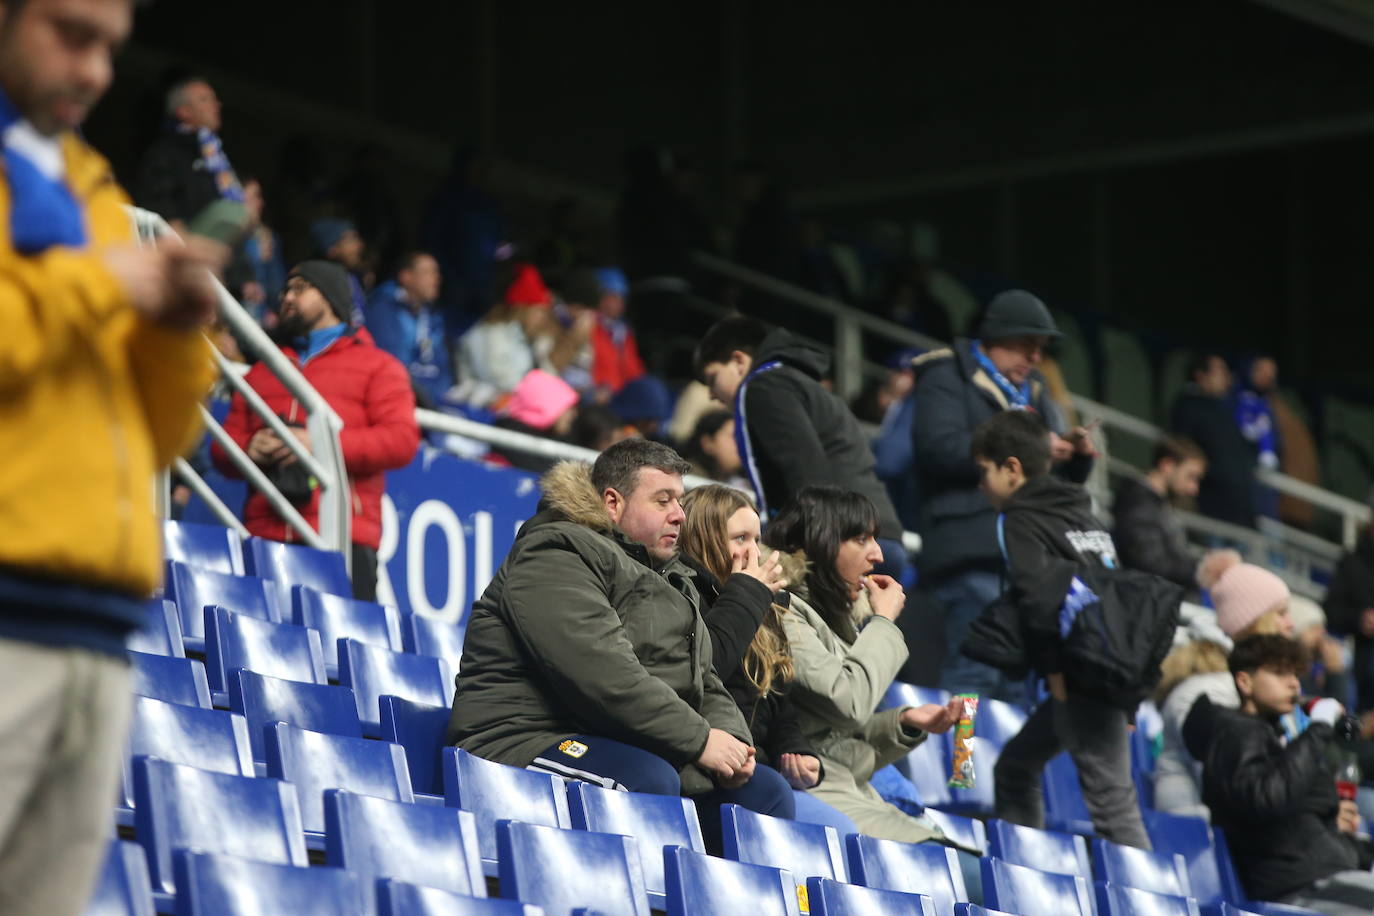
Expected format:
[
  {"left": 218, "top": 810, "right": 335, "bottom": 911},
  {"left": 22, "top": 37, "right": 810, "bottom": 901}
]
[{"left": 0, "top": 86, "right": 86, "bottom": 254}]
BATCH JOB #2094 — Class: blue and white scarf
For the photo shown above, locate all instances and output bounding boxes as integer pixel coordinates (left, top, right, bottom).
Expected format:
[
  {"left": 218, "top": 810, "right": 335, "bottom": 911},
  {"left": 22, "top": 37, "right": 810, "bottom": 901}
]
[
  {"left": 733, "top": 359, "right": 784, "bottom": 518},
  {"left": 180, "top": 124, "right": 243, "bottom": 203},
  {"left": 971, "top": 340, "right": 1032, "bottom": 410},
  {"left": 0, "top": 86, "right": 86, "bottom": 254}
]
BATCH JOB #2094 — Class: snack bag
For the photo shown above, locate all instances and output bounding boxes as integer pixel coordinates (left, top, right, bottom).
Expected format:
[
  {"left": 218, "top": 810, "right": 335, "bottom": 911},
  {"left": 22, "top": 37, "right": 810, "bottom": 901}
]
[{"left": 947, "top": 693, "right": 979, "bottom": 789}]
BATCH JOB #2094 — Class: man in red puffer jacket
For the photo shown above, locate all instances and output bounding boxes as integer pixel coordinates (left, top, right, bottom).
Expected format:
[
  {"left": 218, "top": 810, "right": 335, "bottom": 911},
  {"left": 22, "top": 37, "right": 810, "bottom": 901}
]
[{"left": 213, "top": 260, "right": 419, "bottom": 599}]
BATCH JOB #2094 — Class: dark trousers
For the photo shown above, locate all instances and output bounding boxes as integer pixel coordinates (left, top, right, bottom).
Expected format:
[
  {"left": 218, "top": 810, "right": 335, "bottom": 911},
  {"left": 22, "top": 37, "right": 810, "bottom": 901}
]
[
  {"left": 529, "top": 734, "right": 795, "bottom": 853},
  {"left": 350, "top": 544, "right": 378, "bottom": 601}
]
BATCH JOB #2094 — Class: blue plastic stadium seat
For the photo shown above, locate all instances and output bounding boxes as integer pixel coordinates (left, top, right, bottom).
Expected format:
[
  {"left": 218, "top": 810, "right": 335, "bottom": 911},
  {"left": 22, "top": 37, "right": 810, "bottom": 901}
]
[
  {"left": 406, "top": 612, "right": 468, "bottom": 680},
  {"left": 844, "top": 835, "right": 968, "bottom": 915},
  {"left": 85, "top": 840, "right": 155, "bottom": 916},
  {"left": 953, "top": 906, "right": 1020, "bottom": 916},
  {"left": 722, "top": 803, "right": 848, "bottom": 901},
  {"left": 128, "top": 652, "right": 211, "bottom": 709},
  {"left": 895, "top": 733, "right": 953, "bottom": 809},
  {"left": 947, "top": 699, "right": 1027, "bottom": 815},
  {"left": 291, "top": 585, "right": 403, "bottom": 680},
  {"left": 228, "top": 669, "right": 361, "bottom": 762},
  {"left": 1092, "top": 837, "right": 1192, "bottom": 898},
  {"left": 663, "top": 846, "right": 799, "bottom": 916},
  {"left": 163, "top": 519, "right": 244, "bottom": 575},
  {"left": 496, "top": 820, "right": 649, "bottom": 916},
  {"left": 444, "top": 748, "right": 572, "bottom": 870},
  {"left": 325, "top": 790, "right": 484, "bottom": 909},
  {"left": 568, "top": 782, "right": 705, "bottom": 906},
  {"left": 123, "top": 697, "right": 253, "bottom": 810},
  {"left": 924, "top": 808, "right": 988, "bottom": 855},
  {"left": 1096, "top": 882, "right": 1202, "bottom": 916},
  {"left": 202, "top": 606, "right": 327, "bottom": 695},
  {"left": 245, "top": 537, "right": 352, "bottom": 598},
  {"left": 127, "top": 599, "right": 185, "bottom": 658},
  {"left": 380, "top": 695, "right": 451, "bottom": 796},
  {"left": 881, "top": 681, "right": 951, "bottom": 711},
  {"left": 172, "top": 850, "right": 364, "bottom": 915},
  {"left": 1217, "top": 906, "right": 1325, "bottom": 916},
  {"left": 806, "top": 877, "right": 935, "bottom": 916},
  {"left": 166, "top": 561, "right": 285, "bottom": 652},
  {"left": 377, "top": 879, "right": 546, "bottom": 916},
  {"left": 338, "top": 638, "right": 452, "bottom": 737},
  {"left": 1211, "top": 832, "right": 1325, "bottom": 916},
  {"left": 1043, "top": 751, "right": 1096, "bottom": 836},
  {"left": 987, "top": 819, "right": 1091, "bottom": 879},
  {"left": 1143, "top": 810, "right": 1224, "bottom": 910},
  {"left": 263, "top": 722, "right": 412, "bottom": 839},
  {"left": 132, "top": 757, "right": 308, "bottom": 901},
  {"left": 981, "top": 858, "right": 1093, "bottom": 916}
]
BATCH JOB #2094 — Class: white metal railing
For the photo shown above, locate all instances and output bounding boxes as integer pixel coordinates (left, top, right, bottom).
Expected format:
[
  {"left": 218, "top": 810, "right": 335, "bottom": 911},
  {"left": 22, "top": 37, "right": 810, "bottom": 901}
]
[
  {"left": 129, "top": 207, "right": 352, "bottom": 565},
  {"left": 688, "top": 248, "right": 1370, "bottom": 558}
]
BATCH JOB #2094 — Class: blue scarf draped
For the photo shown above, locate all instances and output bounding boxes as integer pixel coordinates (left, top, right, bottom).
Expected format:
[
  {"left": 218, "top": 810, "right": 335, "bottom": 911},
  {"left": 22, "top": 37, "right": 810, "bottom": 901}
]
[
  {"left": 296, "top": 324, "right": 348, "bottom": 363},
  {"left": 1235, "top": 388, "right": 1279, "bottom": 470},
  {"left": 733, "top": 359, "right": 784, "bottom": 518},
  {"left": 179, "top": 123, "right": 243, "bottom": 203},
  {"left": 0, "top": 86, "right": 86, "bottom": 254},
  {"left": 971, "top": 340, "right": 1032, "bottom": 410}
]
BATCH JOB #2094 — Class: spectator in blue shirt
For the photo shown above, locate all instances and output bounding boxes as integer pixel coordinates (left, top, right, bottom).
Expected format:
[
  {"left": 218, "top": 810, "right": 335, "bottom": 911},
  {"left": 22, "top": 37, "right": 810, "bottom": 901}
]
[{"left": 366, "top": 252, "right": 453, "bottom": 407}]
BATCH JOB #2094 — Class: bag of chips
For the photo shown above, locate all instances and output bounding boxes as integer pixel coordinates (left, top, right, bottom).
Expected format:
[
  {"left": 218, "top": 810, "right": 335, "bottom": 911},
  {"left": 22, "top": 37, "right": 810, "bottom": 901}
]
[{"left": 947, "top": 693, "right": 980, "bottom": 789}]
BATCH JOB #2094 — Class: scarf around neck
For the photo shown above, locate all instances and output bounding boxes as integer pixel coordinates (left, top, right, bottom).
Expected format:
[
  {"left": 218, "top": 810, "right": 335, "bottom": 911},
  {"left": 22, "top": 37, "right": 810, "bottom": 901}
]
[{"left": 0, "top": 85, "right": 86, "bottom": 254}]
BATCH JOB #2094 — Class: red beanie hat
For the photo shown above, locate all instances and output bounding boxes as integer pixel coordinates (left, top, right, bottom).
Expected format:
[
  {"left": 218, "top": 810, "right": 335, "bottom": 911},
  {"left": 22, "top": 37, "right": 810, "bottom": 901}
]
[{"left": 504, "top": 263, "right": 552, "bottom": 308}]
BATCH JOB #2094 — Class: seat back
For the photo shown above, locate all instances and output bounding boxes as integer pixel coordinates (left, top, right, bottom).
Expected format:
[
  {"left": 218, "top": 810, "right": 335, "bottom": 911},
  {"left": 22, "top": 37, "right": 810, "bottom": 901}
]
[
  {"left": 1092, "top": 837, "right": 1191, "bottom": 898},
  {"left": 85, "top": 841, "right": 155, "bottom": 916},
  {"left": 173, "top": 850, "right": 364, "bottom": 915},
  {"left": 895, "top": 733, "right": 953, "bottom": 809},
  {"left": 228, "top": 669, "right": 362, "bottom": 761},
  {"left": 163, "top": 519, "right": 244, "bottom": 575},
  {"left": 376, "top": 879, "right": 546, "bottom": 915},
  {"left": 443, "top": 748, "right": 571, "bottom": 863},
  {"left": 923, "top": 807, "right": 987, "bottom": 855},
  {"left": 1143, "top": 810, "right": 1223, "bottom": 907},
  {"left": 338, "top": 638, "right": 452, "bottom": 735},
  {"left": 131, "top": 757, "right": 308, "bottom": 897},
  {"left": 124, "top": 697, "right": 253, "bottom": 808},
  {"left": 663, "top": 846, "right": 799, "bottom": 916},
  {"left": 987, "top": 819, "right": 1091, "bottom": 879},
  {"left": 246, "top": 537, "right": 352, "bottom": 597},
  {"left": 167, "top": 561, "right": 282, "bottom": 642},
  {"left": 806, "top": 877, "right": 935, "bottom": 916},
  {"left": 981, "top": 858, "right": 1093, "bottom": 916},
  {"left": 496, "top": 821, "right": 649, "bottom": 916},
  {"left": 844, "top": 835, "right": 966, "bottom": 915},
  {"left": 1043, "top": 751, "right": 1095, "bottom": 834},
  {"left": 568, "top": 782, "right": 705, "bottom": 900},
  {"left": 263, "top": 722, "right": 412, "bottom": 835},
  {"left": 722, "top": 803, "right": 847, "bottom": 898},
  {"left": 291, "top": 585, "right": 403, "bottom": 675},
  {"left": 1096, "top": 882, "right": 1202, "bottom": 916},
  {"left": 325, "top": 790, "right": 484, "bottom": 902},
  {"left": 380, "top": 695, "right": 452, "bottom": 796},
  {"left": 203, "top": 606, "right": 327, "bottom": 693},
  {"left": 128, "top": 652, "right": 211, "bottom": 709},
  {"left": 127, "top": 599, "right": 184, "bottom": 658},
  {"left": 407, "top": 611, "right": 468, "bottom": 679}
]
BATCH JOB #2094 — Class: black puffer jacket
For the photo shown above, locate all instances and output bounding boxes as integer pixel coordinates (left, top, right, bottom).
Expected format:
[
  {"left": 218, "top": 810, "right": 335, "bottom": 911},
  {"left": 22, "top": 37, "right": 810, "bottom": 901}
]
[
  {"left": 739, "top": 329, "right": 903, "bottom": 541},
  {"left": 1325, "top": 530, "right": 1374, "bottom": 710},
  {"left": 686, "top": 558, "right": 819, "bottom": 772},
  {"left": 1184, "top": 695, "right": 1371, "bottom": 902},
  {"left": 910, "top": 341, "right": 1091, "bottom": 582},
  {"left": 136, "top": 129, "right": 224, "bottom": 225},
  {"left": 1170, "top": 385, "right": 1257, "bottom": 528},
  {"left": 1111, "top": 476, "right": 1198, "bottom": 590}
]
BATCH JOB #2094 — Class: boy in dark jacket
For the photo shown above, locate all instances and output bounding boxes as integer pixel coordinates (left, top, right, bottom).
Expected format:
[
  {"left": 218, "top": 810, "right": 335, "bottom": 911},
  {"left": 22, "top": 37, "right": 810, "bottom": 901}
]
[
  {"left": 1184, "top": 635, "right": 1374, "bottom": 914},
  {"left": 971, "top": 410, "right": 1151, "bottom": 848}
]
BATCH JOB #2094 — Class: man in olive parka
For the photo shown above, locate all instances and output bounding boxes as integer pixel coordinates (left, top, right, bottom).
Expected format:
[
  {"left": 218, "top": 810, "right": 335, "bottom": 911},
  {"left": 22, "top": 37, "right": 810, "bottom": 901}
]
[{"left": 448, "top": 438, "right": 794, "bottom": 835}]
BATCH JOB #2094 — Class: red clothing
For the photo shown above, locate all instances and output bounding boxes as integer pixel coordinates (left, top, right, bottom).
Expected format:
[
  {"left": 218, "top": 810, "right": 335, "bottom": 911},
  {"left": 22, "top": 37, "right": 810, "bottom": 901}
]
[
  {"left": 211, "top": 330, "right": 419, "bottom": 549},
  {"left": 589, "top": 319, "right": 646, "bottom": 394}
]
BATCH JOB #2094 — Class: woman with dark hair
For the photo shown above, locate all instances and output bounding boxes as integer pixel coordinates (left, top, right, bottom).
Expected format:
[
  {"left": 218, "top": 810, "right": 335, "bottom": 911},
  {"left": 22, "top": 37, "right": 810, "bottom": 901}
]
[
  {"left": 683, "top": 409, "right": 746, "bottom": 487},
  {"left": 678, "top": 485, "right": 858, "bottom": 834},
  {"left": 765, "top": 484, "right": 982, "bottom": 897}
]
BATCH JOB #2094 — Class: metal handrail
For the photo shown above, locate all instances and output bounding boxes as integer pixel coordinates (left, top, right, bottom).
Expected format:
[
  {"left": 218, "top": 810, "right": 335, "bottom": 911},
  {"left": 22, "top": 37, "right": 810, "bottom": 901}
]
[
  {"left": 689, "top": 248, "right": 1370, "bottom": 551},
  {"left": 172, "top": 457, "right": 249, "bottom": 538}
]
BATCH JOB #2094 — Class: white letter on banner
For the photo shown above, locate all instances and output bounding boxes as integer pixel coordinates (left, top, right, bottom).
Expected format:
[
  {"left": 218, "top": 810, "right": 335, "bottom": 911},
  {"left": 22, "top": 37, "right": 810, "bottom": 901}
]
[
  {"left": 375, "top": 495, "right": 399, "bottom": 608},
  {"left": 407, "top": 499, "right": 465, "bottom": 623},
  {"left": 474, "top": 511, "right": 493, "bottom": 598}
]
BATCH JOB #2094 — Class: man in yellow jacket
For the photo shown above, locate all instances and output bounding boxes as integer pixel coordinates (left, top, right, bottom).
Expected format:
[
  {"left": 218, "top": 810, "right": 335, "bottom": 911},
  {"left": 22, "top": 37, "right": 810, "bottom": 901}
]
[{"left": 0, "top": 1, "right": 221, "bottom": 912}]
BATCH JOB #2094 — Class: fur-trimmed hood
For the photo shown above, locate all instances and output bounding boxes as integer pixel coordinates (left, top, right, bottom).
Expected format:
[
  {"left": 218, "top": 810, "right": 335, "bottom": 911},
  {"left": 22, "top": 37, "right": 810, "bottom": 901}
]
[{"left": 537, "top": 460, "right": 613, "bottom": 532}]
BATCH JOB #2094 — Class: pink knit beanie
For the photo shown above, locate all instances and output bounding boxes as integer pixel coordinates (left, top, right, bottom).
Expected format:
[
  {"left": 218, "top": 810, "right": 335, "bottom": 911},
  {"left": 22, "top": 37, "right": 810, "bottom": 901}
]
[
  {"left": 503, "top": 370, "right": 579, "bottom": 431},
  {"left": 1212, "top": 563, "right": 1290, "bottom": 637}
]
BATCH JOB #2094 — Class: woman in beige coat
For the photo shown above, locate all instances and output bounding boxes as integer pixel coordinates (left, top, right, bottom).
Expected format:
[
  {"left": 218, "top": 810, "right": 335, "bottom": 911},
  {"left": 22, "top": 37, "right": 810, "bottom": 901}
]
[{"left": 763, "top": 484, "right": 983, "bottom": 900}]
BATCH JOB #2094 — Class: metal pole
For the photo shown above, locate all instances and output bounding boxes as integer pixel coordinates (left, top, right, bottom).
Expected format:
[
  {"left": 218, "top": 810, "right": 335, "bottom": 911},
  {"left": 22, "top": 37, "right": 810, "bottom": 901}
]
[{"left": 172, "top": 458, "right": 250, "bottom": 538}]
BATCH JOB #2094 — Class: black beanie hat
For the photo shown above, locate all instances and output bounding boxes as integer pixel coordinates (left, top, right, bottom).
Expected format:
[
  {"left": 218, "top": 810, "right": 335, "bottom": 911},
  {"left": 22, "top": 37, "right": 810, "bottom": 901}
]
[
  {"left": 977, "top": 289, "right": 1061, "bottom": 342},
  {"left": 289, "top": 259, "right": 354, "bottom": 324}
]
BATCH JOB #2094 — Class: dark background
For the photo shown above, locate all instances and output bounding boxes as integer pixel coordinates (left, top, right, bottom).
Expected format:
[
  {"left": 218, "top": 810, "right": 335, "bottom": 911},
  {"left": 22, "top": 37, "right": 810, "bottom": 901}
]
[{"left": 87, "top": 0, "right": 1374, "bottom": 399}]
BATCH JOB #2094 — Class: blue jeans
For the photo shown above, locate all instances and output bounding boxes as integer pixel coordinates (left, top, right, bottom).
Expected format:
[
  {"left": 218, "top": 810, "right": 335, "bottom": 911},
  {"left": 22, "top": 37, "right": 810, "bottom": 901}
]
[
  {"left": 530, "top": 734, "right": 794, "bottom": 853},
  {"left": 933, "top": 569, "right": 1026, "bottom": 705},
  {"left": 792, "top": 790, "right": 858, "bottom": 835}
]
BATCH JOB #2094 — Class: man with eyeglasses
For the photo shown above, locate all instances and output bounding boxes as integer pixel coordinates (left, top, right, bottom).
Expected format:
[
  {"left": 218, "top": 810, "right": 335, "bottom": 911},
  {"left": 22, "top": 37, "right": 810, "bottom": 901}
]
[{"left": 910, "top": 290, "right": 1095, "bottom": 702}]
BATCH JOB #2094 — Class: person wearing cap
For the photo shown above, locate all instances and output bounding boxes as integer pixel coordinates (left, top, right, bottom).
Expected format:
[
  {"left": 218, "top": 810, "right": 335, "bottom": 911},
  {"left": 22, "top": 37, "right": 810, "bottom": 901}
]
[
  {"left": 212, "top": 260, "right": 420, "bottom": 600},
  {"left": 310, "top": 217, "right": 368, "bottom": 326},
  {"left": 588, "top": 266, "right": 647, "bottom": 396},
  {"left": 910, "top": 289, "right": 1095, "bottom": 703},
  {"left": 454, "top": 262, "right": 560, "bottom": 408}
]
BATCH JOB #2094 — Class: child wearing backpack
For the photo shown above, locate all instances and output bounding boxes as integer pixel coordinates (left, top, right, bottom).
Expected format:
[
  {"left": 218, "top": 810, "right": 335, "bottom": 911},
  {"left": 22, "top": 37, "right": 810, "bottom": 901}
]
[{"left": 970, "top": 410, "right": 1153, "bottom": 849}]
